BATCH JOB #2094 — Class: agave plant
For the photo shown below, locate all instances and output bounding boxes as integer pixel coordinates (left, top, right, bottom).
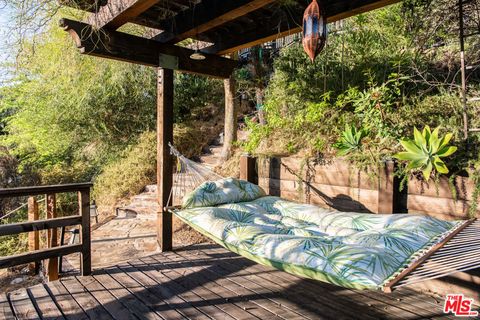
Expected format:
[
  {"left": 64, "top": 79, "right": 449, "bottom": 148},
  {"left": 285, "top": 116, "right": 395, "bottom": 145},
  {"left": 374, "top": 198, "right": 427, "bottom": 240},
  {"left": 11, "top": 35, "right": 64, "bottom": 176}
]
[
  {"left": 394, "top": 126, "right": 457, "bottom": 181},
  {"left": 333, "top": 125, "right": 369, "bottom": 156}
]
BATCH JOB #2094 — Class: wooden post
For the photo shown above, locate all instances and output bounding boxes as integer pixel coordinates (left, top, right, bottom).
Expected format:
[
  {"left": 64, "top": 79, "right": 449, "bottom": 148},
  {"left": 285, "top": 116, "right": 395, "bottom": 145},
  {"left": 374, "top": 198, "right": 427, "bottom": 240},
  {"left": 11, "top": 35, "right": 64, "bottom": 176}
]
[
  {"left": 79, "top": 189, "right": 91, "bottom": 276},
  {"left": 157, "top": 68, "right": 174, "bottom": 252},
  {"left": 378, "top": 161, "right": 395, "bottom": 214},
  {"left": 46, "top": 194, "right": 59, "bottom": 281},
  {"left": 27, "top": 197, "right": 39, "bottom": 274},
  {"left": 221, "top": 74, "right": 237, "bottom": 161},
  {"left": 240, "top": 154, "right": 256, "bottom": 183}
]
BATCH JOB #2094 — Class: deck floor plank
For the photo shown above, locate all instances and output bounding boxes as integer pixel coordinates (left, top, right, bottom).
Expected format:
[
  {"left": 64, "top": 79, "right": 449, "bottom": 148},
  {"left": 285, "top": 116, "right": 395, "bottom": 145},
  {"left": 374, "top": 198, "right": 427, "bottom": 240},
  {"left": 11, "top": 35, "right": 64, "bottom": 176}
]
[
  {"left": 186, "top": 249, "right": 383, "bottom": 320},
  {"left": 45, "top": 279, "right": 89, "bottom": 320},
  {"left": 152, "top": 252, "right": 309, "bottom": 320},
  {"left": 75, "top": 275, "right": 137, "bottom": 320},
  {"left": 120, "top": 260, "right": 235, "bottom": 320},
  {"left": 200, "top": 247, "right": 414, "bottom": 320},
  {"left": 137, "top": 255, "right": 268, "bottom": 320},
  {"left": 9, "top": 289, "right": 40, "bottom": 320},
  {"left": 187, "top": 248, "right": 387, "bottom": 320},
  {"left": 28, "top": 283, "right": 65, "bottom": 319},
  {"left": 146, "top": 255, "right": 302, "bottom": 320},
  {"left": 105, "top": 267, "right": 186, "bottom": 320},
  {"left": 165, "top": 250, "right": 324, "bottom": 320},
  {"left": 190, "top": 248, "right": 387, "bottom": 320},
  {"left": 1, "top": 243, "right": 466, "bottom": 320},
  {"left": 92, "top": 273, "right": 164, "bottom": 320},
  {"left": 0, "top": 293, "right": 15, "bottom": 320},
  {"left": 201, "top": 245, "right": 453, "bottom": 320},
  {"left": 140, "top": 256, "right": 280, "bottom": 320},
  {"left": 61, "top": 277, "right": 114, "bottom": 320},
  {"left": 117, "top": 261, "right": 212, "bottom": 320}
]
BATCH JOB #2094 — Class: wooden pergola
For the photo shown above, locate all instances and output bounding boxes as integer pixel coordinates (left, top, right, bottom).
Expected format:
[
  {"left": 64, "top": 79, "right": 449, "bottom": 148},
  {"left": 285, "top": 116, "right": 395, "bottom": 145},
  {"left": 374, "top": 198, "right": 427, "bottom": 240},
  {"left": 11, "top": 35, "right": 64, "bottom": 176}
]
[{"left": 61, "top": 0, "right": 400, "bottom": 252}]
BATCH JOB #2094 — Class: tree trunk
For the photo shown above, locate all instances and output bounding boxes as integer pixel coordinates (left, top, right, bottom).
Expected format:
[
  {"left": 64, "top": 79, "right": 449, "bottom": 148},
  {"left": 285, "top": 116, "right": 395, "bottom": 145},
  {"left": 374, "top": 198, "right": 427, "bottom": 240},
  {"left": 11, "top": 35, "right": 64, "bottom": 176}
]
[
  {"left": 251, "top": 45, "right": 266, "bottom": 125},
  {"left": 222, "top": 75, "right": 237, "bottom": 161}
]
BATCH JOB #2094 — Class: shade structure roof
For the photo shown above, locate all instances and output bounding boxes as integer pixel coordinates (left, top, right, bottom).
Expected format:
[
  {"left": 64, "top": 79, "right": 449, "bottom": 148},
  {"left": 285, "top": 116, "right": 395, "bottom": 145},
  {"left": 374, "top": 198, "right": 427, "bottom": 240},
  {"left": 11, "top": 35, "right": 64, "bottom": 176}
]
[{"left": 61, "top": 0, "right": 400, "bottom": 78}]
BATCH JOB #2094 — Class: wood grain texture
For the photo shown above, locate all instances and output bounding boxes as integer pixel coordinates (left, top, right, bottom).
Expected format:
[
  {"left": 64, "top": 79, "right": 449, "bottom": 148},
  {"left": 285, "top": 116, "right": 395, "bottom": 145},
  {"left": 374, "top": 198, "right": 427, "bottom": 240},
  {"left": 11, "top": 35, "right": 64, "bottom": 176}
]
[
  {"left": 1, "top": 244, "right": 465, "bottom": 319},
  {"left": 46, "top": 194, "right": 59, "bottom": 281},
  {"left": 0, "top": 182, "right": 92, "bottom": 198},
  {"left": 0, "top": 216, "right": 82, "bottom": 237},
  {"left": 28, "top": 284, "right": 64, "bottom": 319},
  {"left": 383, "top": 219, "right": 475, "bottom": 293},
  {"left": 27, "top": 197, "right": 40, "bottom": 274},
  {"left": 153, "top": 0, "right": 276, "bottom": 44},
  {"left": 157, "top": 68, "right": 174, "bottom": 252},
  {"left": 79, "top": 189, "right": 92, "bottom": 276},
  {"left": 240, "top": 155, "right": 257, "bottom": 183},
  {"left": 0, "top": 244, "right": 82, "bottom": 269},
  {"left": 59, "top": 19, "right": 237, "bottom": 79},
  {"left": 9, "top": 289, "right": 39, "bottom": 320},
  {"left": 212, "top": 0, "right": 402, "bottom": 55},
  {"left": 407, "top": 194, "right": 477, "bottom": 218},
  {"left": 88, "top": 0, "right": 160, "bottom": 29},
  {"left": 408, "top": 175, "right": 475, "bottom": 200},
  {"left": 0, "top": 293, "right": 15, "bottom": 320}
]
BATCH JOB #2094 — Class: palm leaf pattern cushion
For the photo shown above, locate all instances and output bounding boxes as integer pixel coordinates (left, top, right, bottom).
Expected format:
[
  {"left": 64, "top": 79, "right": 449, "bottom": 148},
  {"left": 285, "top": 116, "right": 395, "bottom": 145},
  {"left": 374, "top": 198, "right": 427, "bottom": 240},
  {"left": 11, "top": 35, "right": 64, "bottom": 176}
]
[
  {"left": 182, "top": 177, "right": 266, "bottom": 208},
  {"left": 177, "top": 178, "right": 462, "bottom": 290}
]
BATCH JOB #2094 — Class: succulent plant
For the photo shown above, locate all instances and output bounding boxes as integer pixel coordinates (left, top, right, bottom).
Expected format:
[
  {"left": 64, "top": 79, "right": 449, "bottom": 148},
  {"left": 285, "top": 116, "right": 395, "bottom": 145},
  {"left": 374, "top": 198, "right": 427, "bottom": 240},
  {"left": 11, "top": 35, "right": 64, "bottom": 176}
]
[{"left": 394, "top": 126, "right": 457, "bottom": 181}]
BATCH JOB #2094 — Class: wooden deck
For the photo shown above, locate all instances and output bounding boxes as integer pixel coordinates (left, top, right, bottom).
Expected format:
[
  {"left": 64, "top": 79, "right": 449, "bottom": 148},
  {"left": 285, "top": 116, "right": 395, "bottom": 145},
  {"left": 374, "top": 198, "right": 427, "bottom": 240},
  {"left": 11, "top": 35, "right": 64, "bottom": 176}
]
[{"left": 1, "top": 243, "right": 476, "bottom": 320}]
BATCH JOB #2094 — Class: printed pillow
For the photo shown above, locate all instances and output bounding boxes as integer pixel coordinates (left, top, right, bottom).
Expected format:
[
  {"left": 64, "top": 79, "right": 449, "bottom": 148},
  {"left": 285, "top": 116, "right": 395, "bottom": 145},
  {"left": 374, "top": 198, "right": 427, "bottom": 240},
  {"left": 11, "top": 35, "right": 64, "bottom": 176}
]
[{"left": 182, "top": 178, "right": 266, "bottom": 209}]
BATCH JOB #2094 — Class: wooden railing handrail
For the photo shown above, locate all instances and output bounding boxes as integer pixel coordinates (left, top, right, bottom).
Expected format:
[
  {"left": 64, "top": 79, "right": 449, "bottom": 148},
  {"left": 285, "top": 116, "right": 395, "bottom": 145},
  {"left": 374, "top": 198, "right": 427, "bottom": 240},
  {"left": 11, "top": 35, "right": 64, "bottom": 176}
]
[
  {"left": 0, "top": 215, "right": 82, "bottom": 237},
  {"left": 0, "top": 183, "right": 92, "bottom": 278},
  {"left": 0, "top": 244, "right": 83, "bottom": 269},
  {"left": 0, "top": 182, "right": 93, "bottom": 198}
]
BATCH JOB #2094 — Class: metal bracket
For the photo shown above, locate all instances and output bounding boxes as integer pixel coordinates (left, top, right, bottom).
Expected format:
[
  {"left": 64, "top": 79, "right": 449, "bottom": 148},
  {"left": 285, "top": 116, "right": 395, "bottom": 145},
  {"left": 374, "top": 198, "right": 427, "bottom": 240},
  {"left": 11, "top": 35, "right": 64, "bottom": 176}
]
[{"left": 159, "top": 54, "right": 179, "bottom": 70}]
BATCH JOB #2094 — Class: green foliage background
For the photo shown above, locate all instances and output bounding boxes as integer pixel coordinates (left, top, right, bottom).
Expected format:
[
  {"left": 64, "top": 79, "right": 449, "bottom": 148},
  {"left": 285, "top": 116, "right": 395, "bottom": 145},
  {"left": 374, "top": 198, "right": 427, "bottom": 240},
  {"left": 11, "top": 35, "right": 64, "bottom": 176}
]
[
  {"left": 0, "top": 16, "right": 224, "bottom": 215},
  {"left": 242, "top": 3, "right": 480, "bottom": 181}
]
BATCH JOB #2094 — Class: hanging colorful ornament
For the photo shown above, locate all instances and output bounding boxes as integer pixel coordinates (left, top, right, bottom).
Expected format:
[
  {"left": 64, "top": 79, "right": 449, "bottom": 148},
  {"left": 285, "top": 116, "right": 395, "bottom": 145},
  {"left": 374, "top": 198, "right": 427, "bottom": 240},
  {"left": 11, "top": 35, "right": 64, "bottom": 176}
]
[{"left": 302, "top": 0, "right": 327, "bottom": 62}]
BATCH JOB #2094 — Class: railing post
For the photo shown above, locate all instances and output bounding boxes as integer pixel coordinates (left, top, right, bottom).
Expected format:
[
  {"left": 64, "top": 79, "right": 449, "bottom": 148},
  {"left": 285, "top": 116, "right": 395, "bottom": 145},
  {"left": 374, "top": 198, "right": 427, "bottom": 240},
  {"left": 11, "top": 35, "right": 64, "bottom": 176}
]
[
  {"left": 79, "top": 189, "right": 91, "bottom": 276},
  {"left": 378, "top": 160, "right": 395, "bottom": 214},
  {"left": 46, "top": 194, "right": 59, "bottom": 281},
  {"left": 157, "top": 68, "right": 174, "bottom": 252},
  {"left": 240, "top": 154, "right": 256, "bottom": 183},
  {"left": 27, "top": 197, "right": 39, "bottom": 274}
]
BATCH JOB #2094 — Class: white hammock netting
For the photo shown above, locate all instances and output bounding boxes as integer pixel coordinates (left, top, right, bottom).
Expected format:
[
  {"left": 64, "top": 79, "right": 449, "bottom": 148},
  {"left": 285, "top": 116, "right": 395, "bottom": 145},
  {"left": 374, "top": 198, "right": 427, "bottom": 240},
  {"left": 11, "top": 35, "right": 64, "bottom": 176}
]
[{"left": 168, "top": 143, "right": 223, "bottom": 206}]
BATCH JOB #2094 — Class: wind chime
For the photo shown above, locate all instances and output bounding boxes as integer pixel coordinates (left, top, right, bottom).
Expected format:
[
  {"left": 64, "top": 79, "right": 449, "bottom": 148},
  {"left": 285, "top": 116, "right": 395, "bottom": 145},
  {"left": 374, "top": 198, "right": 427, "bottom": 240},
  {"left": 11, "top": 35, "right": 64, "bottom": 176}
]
[{"left": 302, "top": 0, "right": 327, "bottom": 62}]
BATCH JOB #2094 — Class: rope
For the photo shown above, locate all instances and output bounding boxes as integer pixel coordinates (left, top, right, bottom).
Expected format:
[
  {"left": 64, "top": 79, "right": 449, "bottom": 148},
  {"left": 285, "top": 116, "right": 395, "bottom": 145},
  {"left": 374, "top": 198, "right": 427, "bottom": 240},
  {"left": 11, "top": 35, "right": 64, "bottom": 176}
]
[
  {"left": 168, "top": 143, "right": 223, "bottom": 205},
  {"left": 1, "top": 197, "right": 45, "bottom": 221}
]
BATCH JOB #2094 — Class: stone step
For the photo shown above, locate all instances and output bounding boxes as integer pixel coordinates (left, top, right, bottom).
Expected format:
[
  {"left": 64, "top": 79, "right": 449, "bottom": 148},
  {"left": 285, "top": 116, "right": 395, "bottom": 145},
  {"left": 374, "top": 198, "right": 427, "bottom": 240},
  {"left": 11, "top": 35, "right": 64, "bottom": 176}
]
[
  {"left": 131, "top": 193, "right": 158, "bottom": 202},
  {"left": 144, "top": 185, "right": 157, "bottom": 193}
]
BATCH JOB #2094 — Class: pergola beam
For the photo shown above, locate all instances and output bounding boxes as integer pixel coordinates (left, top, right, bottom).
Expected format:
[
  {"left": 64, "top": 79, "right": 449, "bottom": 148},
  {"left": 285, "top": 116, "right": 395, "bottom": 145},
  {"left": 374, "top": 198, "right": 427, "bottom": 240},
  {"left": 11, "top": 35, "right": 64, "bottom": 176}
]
[
  {"left": 87, "top": 0, "right": 160, "bottom": 29},
  {"left": 204, "top": 0, "right": 401, "bottom": 55},
  {"left": 60, "top": 18, "right": 237, "bottom": 79},
  {"left": 152, "top": 0, "right": 276, "bottom": 44}
]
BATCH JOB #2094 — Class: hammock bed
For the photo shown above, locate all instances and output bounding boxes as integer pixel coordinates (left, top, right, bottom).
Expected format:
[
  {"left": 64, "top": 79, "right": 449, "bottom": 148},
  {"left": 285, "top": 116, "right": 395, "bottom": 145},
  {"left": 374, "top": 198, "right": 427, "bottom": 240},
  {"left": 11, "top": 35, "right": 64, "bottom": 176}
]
[{"left": 166, "top": 145, "right": 478, "bottom": 292}]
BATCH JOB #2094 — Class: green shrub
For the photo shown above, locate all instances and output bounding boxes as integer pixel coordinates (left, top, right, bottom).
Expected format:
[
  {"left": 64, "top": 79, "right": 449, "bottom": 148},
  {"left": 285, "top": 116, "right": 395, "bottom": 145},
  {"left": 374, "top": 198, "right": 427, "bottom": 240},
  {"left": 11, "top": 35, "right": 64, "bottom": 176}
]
[
  {"left": 93, "top": 131, "right": 157, "bottom": 206},
  {"left": 93, "top": 121, "right": 223, "bottom": 207}
]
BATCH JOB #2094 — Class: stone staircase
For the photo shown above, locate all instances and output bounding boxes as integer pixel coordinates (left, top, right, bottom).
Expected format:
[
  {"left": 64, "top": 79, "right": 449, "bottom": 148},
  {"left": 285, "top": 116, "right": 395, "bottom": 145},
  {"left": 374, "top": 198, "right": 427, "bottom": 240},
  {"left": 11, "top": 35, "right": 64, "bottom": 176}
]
[{"left": 117, "top": 141, "right": 224, "bottom": 217}]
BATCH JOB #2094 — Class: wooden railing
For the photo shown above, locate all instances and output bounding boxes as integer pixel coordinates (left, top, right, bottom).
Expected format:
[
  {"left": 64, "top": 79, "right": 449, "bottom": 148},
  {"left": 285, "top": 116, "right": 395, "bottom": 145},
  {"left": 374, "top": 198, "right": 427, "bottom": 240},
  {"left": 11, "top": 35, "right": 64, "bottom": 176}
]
[{"left": 0, "top": 182, "right": 93, "bottom": 280}]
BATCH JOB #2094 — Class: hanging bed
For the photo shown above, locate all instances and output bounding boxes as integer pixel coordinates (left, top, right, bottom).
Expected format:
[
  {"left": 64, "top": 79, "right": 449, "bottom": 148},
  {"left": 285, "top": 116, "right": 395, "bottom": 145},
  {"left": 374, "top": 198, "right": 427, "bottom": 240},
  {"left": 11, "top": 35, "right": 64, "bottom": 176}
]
[{"left": 168, "top": 177, "right": 476, "bottom": 292}]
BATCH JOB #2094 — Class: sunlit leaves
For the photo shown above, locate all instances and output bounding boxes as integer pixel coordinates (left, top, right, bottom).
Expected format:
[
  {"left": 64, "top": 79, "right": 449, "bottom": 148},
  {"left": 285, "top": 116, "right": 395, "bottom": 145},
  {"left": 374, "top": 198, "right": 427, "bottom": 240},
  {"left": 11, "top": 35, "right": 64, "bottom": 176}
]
[{"left": 394, "top": 126, "right": 457, "bottom": 180}]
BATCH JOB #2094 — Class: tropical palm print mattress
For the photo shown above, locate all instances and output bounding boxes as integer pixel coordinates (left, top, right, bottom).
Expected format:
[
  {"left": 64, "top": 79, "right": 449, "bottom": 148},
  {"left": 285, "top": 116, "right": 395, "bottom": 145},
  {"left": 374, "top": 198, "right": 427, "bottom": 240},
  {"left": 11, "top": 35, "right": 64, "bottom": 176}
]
[{"left": 177, "top": 178, "right": 462, "bottom": 290}]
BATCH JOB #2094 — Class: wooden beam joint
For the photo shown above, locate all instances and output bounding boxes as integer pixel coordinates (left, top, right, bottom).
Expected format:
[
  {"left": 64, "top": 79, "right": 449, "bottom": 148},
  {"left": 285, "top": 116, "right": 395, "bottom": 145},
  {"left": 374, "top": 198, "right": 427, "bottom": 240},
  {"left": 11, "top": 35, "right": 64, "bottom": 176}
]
[{"left": 59, "top": 18, "right": 237, "bottom": 78}]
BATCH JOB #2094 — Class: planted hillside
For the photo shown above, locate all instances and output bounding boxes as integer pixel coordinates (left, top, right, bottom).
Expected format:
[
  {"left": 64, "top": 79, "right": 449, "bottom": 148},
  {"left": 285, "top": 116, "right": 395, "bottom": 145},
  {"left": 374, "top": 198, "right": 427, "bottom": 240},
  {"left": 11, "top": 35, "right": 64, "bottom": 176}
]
[{"left": 240, "top": 2, "right": 480, "bottom": 216}]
